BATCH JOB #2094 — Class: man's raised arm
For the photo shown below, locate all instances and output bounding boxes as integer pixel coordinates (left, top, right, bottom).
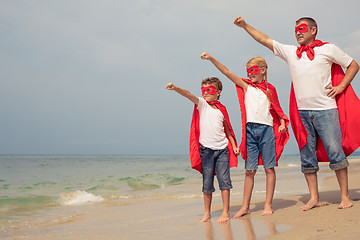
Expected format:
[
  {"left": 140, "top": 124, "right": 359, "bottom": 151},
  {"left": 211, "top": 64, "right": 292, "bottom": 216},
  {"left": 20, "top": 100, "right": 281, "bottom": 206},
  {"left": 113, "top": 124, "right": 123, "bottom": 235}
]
[{"left": 234, "top": 16, "right": 274, "bottom": 52}]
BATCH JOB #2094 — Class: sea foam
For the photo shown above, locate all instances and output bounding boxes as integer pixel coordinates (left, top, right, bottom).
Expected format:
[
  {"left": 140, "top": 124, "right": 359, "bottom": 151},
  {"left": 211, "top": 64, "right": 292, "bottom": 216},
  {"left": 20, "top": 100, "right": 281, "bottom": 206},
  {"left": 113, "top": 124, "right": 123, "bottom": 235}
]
[{"left": 60, "top": 190, "right": 104, "bottom": 206}]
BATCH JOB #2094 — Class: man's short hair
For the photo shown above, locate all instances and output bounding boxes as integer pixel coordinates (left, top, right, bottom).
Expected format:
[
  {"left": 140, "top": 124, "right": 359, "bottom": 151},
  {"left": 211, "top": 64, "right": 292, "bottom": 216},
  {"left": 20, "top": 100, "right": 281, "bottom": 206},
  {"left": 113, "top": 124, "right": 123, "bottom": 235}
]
[{"left": 296, "top": 17, "right": 318, "bottom": 36}]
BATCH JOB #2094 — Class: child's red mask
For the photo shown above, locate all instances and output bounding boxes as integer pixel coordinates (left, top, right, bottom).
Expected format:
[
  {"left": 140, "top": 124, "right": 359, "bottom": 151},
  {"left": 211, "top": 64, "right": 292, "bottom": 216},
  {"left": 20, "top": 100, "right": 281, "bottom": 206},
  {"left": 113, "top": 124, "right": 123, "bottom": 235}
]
[
  {"left": 201, "top": 86, "right": 217, "bottom": 95},
  {"left": 247, "top": 66, "right": 260, "bottom": 77},
  {"left": 295, "top": 23, "right": 309, "bottom": 33}
]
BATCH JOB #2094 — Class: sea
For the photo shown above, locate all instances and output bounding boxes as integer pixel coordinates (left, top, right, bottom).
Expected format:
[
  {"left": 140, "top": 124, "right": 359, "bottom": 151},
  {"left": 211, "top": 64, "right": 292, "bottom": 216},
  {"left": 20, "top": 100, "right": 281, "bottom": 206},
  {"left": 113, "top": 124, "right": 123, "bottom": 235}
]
[{"left": 0, "top": 154, "right": 357, "bottom": 237}]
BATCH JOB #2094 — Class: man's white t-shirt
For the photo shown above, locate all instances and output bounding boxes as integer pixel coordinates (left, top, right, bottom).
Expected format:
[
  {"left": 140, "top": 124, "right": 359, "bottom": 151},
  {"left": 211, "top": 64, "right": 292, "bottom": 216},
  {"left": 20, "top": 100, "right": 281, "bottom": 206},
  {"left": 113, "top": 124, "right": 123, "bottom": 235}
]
[
  {"left": 273, "top": 40, "right": 353, "bottom": 110},
  {"left": 245, "top": 85, "right": 273, "bottom": 126},
  {"left": 197, "top": 97, "right": 228, "bottom": 150}
]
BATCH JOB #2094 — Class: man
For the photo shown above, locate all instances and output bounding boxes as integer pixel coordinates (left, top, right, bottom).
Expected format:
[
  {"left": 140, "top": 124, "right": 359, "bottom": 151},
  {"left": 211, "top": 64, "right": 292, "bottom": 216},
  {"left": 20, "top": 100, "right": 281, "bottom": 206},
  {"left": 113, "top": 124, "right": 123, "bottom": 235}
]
[{"left": 233, "top": 16, "right": 359, "bottom": 210}]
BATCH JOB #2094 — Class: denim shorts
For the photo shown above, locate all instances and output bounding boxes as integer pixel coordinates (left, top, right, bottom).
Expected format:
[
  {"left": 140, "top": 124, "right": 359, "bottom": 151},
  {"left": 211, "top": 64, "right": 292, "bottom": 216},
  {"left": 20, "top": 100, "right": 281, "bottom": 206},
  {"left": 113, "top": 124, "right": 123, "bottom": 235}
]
[
  {"left": 299, "top": 109, "right": 348, "bottom": 173},
  {"left": 245, "top": 122, "right": 276, "bottom": 170},
  {"left": 199, "top": 145, "right": 232, "bottom": 194}
]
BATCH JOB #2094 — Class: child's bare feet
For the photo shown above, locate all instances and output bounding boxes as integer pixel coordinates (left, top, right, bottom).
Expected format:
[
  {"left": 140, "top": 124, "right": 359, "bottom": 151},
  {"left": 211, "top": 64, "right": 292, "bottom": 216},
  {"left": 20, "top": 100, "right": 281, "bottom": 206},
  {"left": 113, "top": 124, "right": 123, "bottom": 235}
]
[
  {"left": 261, "top": 204, "right": 273, "bottom": 216},
  {"left": 338, "top": 198, "right": 352, "bottom": 209},
  {"left": 301, "top": 199, "right": 322, "bottom": 211},
  {"left": 232, "top": 208, "right": 250, "bottom": 218},
  {"left": 216, "top": 212, "right": 230, "bottom": 223},
  {"left": 200, "top": 213, "right": 211, "bottom": 222}
]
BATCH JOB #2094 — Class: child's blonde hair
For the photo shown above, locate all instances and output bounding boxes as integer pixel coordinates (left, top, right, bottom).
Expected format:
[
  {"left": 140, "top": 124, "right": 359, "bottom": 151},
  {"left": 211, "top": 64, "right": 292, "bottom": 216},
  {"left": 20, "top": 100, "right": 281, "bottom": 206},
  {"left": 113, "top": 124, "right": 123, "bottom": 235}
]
[{"left": 246, "top": 57, "right": 272, "bottom": 105}]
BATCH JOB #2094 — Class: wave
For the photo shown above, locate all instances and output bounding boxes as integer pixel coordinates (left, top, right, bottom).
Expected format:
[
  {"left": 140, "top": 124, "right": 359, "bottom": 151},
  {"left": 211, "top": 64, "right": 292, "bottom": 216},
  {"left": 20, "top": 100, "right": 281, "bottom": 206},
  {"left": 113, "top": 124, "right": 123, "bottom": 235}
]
[
  {"left": 59, "top": 190, "right": 104, "bottom": 206},
  {"left": 0, "top": 195, "right": 57, "bottom": 210},
  {"left": 118, "top": 174, "right": 186, "bottom": 191},
  {"left": 0, "top": 195, "right": 58, "bottom": 220},
  {"left": 0, "top": 191, "right": 104, "bottom": 213}
]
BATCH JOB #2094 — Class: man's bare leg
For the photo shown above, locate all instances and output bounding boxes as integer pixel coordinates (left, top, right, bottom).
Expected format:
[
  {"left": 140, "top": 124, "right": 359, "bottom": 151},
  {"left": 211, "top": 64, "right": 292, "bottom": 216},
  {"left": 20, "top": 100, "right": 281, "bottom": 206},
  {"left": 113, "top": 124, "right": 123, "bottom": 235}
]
[
  {"left": 335, "top": 167, "right": 352, "bottom": 209},
  {"left": 201, "top": 193, "right": 212, "bottom": 222},
  {"left": 302, "top": 172, "right": 322, "bottom": 211}
]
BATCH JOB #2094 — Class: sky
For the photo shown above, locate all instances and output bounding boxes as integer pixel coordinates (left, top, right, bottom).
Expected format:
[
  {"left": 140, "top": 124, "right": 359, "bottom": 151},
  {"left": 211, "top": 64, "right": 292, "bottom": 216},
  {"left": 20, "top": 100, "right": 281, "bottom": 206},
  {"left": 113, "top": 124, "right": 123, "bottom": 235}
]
[{"left": 0, "top": 0, "right": 360, "bottom": 155}]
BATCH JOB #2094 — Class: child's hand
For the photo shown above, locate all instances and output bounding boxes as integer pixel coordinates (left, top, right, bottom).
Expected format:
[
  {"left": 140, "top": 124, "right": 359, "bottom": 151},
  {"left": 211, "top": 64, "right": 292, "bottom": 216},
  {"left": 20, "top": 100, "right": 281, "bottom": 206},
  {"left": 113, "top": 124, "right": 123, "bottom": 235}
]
[
  {"left": 166, "top": 82, "right": 176, "bottom": 90},
  {"left": 233, "top": 146, "right": 240, "bottom": 156},
  {"left": 278, "top": 125, "right": 286, "bottom": 134},
  {"left": 200, "top": 52, "right": 212, "bottom": 60},
  {"left": 233, "top": 16, "right": 246, "bottom": 28}
]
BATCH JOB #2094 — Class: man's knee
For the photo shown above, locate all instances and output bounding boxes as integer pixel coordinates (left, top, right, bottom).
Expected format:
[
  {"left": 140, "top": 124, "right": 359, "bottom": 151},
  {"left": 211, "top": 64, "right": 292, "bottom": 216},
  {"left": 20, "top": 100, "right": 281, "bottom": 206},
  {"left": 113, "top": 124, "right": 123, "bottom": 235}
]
[
  {"left": 330, "top": 158, "right": 349, "bottom": 171},
  {"left": 301, "top": 166, "right": 319, "bottom": 174}
]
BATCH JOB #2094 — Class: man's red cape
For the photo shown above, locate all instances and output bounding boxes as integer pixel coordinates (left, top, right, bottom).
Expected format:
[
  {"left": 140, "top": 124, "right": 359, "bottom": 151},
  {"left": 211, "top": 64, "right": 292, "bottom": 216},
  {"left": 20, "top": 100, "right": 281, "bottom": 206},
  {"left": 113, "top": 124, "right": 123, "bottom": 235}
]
[
  {"left": 189, "top": 100, "right": 238, "bottom": 173},
  {"left": 236, "top": 79, "right": 290, "bottom": 165},
  {"left": 290, "top": 64, "right": 360, "bottom": 161}
]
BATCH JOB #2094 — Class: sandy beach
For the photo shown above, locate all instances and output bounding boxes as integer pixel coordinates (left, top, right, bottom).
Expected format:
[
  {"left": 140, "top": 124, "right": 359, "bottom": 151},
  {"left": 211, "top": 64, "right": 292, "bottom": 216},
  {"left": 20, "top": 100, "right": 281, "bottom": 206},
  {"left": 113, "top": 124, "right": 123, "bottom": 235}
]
[
  {"left": 260, "top": 158, "right": 360, "bottom": 240},
  {"left": 2, "top": 158, "right": 360, "bottom": 240}
]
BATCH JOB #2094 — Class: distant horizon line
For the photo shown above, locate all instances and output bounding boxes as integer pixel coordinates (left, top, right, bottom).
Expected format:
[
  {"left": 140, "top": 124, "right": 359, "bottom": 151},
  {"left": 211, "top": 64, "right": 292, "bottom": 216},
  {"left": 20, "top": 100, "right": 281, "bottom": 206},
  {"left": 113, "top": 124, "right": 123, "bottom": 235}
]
[{"left": 1, "top": 152, "right": 359, "bottom": 156}]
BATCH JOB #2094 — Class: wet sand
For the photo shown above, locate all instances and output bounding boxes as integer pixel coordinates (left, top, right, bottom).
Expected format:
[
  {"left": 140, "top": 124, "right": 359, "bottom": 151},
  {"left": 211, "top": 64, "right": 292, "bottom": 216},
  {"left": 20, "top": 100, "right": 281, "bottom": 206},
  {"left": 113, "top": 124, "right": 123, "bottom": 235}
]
[{"left": 2, "top": 159, "right": 360, "bottom": 240}]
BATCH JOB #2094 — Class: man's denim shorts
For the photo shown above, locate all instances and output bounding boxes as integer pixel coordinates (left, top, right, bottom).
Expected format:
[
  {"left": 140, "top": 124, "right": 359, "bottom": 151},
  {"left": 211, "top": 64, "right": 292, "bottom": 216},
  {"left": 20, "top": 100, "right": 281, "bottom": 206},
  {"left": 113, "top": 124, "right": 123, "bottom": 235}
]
[
  {"left": 299, "top": 109, "right": 348, "bottom": 173},
  {"left": 245, "top": 122, "right": 276, "bottom": 170},
  {"left": 199, "top": 145, "right": 232, "bottom": 194}
]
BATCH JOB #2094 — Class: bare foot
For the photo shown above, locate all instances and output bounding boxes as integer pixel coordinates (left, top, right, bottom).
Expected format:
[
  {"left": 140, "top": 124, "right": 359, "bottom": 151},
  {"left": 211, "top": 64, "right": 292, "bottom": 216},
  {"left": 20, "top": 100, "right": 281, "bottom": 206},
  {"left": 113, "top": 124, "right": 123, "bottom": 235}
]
[
  {"left": 216, "top": 212, "right": 230, "bottom": 223},
  {"left": 338, "top": 198, "right": 353, "bottom": 209},
  {"left": 261, "top": 205, "right": 274, "bottom": 216},
  {"left": 232, "top": 208, "right": 250, "bottom": 218},
  {"left": 301, "top": 199, "right": 322, "bottom": 211},
  {"left": 200, "top": 213, "right": 211, "bottom": 222}
]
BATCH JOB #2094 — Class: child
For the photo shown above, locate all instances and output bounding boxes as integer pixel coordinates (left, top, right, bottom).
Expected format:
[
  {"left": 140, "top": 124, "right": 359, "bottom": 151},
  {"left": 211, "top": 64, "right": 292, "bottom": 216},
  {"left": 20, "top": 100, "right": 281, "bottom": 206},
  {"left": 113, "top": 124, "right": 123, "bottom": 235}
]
[
  {"left": 201, "top": 53, "right": 290, "bottom": 216},
  {"left": 165, "top": 77, "right": 239, "bottom": 223}
]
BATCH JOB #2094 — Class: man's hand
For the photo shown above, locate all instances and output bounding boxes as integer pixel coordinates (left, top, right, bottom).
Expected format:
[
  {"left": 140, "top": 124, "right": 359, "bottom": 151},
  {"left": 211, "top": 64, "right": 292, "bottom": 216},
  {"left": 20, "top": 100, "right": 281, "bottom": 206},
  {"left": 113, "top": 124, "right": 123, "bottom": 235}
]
[
  {"left": 200, "top": 52, "right": 212, "bottom": 60},
  {"left": 325, "top": 85, "right": 345, "bottom": 98},
  {"left": 233, "top": 16, "right": 246, "bottom": 28}
]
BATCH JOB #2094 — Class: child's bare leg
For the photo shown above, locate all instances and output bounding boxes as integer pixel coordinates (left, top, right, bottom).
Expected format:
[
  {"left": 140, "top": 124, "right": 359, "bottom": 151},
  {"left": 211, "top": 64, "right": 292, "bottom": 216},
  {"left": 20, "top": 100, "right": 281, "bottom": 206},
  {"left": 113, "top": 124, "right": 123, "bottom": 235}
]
[
  {"left": 302, "top": 173, "right": 322, "bottom": 211},
  {"left": 201, "top": 193, "right": 212, "bottom": 222},
  {"left": 262, "top": 167, "right": 275, "bottom": 216},
  {"left": 233, "top": 170, "right": 256, "bottom": 218},
  {"left": 217, "top": 189, "right": 231, "bottom": 223}
]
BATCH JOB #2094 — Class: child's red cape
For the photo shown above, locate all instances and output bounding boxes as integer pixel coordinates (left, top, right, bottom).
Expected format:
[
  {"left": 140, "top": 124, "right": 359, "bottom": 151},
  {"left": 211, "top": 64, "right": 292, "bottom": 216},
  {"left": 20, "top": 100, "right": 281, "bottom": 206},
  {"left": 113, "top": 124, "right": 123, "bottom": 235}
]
[
  {"left": 189, "top": 100, "right": 238, "bottom": 174},
  {"left": 290, "top": 64, "right": 360, "bottom": 161},
  {"left": 235, "top": 79, "right": 290, "bottom": 165}
]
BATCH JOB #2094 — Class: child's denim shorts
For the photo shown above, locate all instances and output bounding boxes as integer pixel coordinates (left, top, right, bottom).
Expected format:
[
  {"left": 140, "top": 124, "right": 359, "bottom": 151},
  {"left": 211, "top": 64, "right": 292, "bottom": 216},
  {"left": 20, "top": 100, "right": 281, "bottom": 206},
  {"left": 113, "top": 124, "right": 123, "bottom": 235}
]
[
  {"left": 199, "top": 145, "right": 232, "bottom": 194},
  {"left": 299, "top": 109, "right": 348, "bottom": 173},
  {"left": 245, "top": 122, "right": 276, "bottom": 170}
]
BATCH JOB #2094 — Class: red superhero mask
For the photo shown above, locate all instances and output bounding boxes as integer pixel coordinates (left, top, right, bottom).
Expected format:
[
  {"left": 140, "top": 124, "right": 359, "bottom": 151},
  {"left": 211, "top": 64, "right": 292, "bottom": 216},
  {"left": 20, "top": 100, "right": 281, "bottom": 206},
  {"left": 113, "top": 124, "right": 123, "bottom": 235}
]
[
  {"left": 295, "top": 23, "right": 309, "bottom": 33},
  {"left": 201, "top": 86, "right": 217, "bottom": 95},
  {"left": 247, "top": 65, "right": 260, "bottom": 77}
]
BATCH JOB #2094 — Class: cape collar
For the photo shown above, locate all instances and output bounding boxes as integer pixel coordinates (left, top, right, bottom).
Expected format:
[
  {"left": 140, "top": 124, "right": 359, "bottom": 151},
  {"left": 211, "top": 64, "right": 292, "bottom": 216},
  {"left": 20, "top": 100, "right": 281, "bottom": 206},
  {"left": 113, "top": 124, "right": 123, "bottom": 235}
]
[{"left": 296, "top": 39, "right": 328, "bottom": 60}]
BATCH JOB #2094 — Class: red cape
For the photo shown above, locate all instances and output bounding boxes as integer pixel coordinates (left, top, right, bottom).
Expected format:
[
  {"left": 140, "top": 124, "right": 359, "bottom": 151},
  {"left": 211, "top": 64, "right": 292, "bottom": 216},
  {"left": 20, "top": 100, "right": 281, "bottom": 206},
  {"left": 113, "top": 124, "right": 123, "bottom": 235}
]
[
  {"left": 189, "top": 100, "right": 238, "bottom": 173},
  {"left": 290, "top": 64, "right": 360, "bottom": 161},
  {"left": 236, "top": 80, "right": 290, "bottom": 165}
]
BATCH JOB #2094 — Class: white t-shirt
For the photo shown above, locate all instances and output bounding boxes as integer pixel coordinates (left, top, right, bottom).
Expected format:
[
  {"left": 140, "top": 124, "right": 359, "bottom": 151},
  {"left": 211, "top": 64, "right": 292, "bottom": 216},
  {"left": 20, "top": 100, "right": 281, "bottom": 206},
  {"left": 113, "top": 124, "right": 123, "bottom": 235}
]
[
  {"left": 197, "top": 97, "right": 228, "bottom": 150},
  {"left": 245, "top": 85, "right": 273, "bottom": 126},
  {"left": 273, "top": 40, "right": 353, "bottom": 110}
]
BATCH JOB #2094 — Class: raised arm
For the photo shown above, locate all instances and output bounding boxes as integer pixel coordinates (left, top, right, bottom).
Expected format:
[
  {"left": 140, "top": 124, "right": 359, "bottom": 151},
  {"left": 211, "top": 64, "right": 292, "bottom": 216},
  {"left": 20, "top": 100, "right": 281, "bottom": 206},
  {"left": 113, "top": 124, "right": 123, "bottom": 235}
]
[
  {"left": 165, "top": 83, "right": 199, "bottom": 105},
  {"left": 201, "top": 52, "right": 248, "bottom": 91},
  {"left": 233, "top": 16, "right": 274, "bottom": 52}
]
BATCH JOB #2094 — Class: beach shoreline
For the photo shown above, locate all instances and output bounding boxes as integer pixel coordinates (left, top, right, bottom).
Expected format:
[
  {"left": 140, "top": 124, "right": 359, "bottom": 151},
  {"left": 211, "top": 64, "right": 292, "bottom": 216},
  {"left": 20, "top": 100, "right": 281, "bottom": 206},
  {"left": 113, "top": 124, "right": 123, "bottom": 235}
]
[{"left": 1, "top": 157, "right": 360, "bottom": 239}]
